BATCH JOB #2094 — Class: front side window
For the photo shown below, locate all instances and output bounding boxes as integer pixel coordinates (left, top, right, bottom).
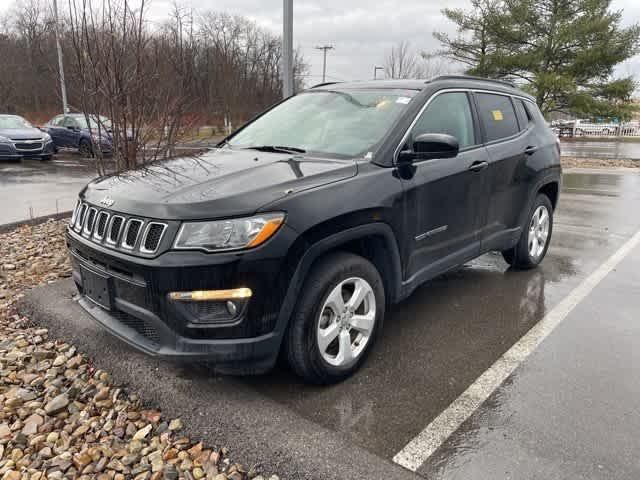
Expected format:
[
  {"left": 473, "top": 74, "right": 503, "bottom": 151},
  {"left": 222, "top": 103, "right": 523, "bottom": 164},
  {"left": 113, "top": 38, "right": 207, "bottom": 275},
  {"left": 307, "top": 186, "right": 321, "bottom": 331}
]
[
  {"left": 476, "top": 93, "right": 519, "bottom": 142},
  {"left": 228, "top": 89, "right": 418, "bottom": 157},
  {"left": 410, "top": 92, "right": 476, "bottom": 149},
  {"left": 76, "top": 115, "right": 112, "bottom": 130},
  {"left": 63, "top": 117, "right": 78, "bottom": 128}
]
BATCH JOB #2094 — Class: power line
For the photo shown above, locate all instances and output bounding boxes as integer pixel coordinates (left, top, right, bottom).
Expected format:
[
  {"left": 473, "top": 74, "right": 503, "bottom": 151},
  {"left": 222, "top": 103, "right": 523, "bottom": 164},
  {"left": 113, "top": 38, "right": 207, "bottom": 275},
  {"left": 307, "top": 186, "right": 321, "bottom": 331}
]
[{"left": 315, "top": 45, "right": 334, "bottom": 83}]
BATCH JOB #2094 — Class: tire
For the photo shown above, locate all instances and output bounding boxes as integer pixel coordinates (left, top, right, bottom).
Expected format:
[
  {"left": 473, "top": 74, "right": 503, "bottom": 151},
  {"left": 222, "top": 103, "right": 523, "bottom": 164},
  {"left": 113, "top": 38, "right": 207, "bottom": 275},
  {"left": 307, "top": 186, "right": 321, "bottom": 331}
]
[
  {"left": 285, "top": 251, "right": 385, "bottom": 384},
  {"left": 502, "top": 194, "right": 554, "bottom": 269},
  {"left": 78, "top": 139, "right": 93, "bottom": 158}
]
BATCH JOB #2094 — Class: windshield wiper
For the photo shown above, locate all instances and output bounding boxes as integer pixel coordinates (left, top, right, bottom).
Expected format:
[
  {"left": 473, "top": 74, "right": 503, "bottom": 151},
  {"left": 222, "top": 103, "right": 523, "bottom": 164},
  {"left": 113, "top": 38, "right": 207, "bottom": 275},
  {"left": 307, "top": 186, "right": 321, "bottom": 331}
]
[{"left": 245, "top": 145, "right": 306, "bottom": 154}]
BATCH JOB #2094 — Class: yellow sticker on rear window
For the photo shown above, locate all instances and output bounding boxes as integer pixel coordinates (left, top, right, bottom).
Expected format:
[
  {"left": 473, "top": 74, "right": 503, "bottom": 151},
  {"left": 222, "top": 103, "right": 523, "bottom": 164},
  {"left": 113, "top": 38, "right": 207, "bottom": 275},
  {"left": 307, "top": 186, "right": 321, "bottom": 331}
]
[{"left": 492, "top": 110, "right": 504, "bottom": 121}]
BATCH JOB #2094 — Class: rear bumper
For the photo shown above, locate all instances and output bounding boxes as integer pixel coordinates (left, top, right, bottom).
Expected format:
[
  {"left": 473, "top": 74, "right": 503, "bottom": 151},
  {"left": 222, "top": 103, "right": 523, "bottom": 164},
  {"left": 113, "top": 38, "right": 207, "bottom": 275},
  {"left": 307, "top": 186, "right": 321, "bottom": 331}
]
[{"left": 66, "top": 226, "right": 298, "bottom": 374}]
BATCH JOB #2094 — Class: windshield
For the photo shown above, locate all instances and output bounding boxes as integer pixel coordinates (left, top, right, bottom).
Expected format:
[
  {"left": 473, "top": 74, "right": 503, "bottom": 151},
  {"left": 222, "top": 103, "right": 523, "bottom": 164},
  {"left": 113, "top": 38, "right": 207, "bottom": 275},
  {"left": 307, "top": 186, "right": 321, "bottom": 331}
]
[
  {"left": 228, "top": 90, "right": 418, "bottom": 157},
  {"left": 76, "top": 115, "right": 112, "bottom": 130},
  {"left": 0, "top": 116, "right": 32, "bottom": 129}
]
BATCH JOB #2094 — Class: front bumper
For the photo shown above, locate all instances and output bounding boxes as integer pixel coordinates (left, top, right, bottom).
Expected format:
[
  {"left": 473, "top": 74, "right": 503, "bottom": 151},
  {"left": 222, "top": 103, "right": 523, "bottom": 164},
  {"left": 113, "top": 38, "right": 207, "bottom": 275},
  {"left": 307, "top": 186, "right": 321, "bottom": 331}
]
[
  {"left": 0, "top": 143, "right": 21, "bottom": 160},
  {"left": 13, "top": 140, "right": 55, "bottom": 159},
  {"left": 67, "top": 225, "right": 299, "bottom": 374}
]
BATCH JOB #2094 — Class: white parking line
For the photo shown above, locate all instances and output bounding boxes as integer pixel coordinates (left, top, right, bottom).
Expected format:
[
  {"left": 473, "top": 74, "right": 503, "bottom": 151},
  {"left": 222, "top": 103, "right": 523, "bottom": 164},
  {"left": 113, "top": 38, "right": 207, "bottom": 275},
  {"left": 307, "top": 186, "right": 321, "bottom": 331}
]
[{"left": 393, "top": 228, "right": 640, "bottom": 472}]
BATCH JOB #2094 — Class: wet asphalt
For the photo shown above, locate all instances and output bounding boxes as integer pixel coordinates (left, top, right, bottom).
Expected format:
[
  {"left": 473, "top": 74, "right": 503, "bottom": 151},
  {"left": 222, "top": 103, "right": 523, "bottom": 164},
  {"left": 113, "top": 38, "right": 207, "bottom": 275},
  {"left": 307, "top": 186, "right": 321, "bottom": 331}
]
[
  {"left": 419, "top": 240, "right": 640, "bottom": 479},
  {"left": 560, "top": 139, "right": 640, "bottom": 160},
  {"left": 247, "top": 168, "right": 640, "bottom": 467},
  {"left": 0, "top": 155, "right": 94, "bottom": 224},
  {"left": 12, "top": 163, "right": 640, "bottom": 479}
]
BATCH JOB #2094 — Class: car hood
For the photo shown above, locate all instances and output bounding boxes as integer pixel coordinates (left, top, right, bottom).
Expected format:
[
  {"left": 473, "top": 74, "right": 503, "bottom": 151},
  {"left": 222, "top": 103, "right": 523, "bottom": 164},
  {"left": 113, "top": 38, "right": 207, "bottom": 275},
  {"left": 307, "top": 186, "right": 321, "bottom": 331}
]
[
  {"left": 0, "top": 128, "right": 45, "bottom": 140},
  {"left": 82, "top": 148, "right": 357, "bottom": 220}
]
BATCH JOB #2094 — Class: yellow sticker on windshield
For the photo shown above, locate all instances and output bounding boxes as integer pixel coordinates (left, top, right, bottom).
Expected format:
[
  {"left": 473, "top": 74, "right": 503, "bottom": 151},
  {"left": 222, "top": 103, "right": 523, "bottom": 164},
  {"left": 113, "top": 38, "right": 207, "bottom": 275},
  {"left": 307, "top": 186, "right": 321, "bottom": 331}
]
[{"left": 492, "top": 110, "right": 504, "bottom": 121}]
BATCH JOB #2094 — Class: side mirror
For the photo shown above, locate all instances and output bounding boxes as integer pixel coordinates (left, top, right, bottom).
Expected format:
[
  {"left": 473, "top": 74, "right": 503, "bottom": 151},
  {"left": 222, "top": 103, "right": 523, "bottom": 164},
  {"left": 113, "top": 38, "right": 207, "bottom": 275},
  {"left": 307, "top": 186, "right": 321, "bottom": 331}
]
[
  {"left": 398, "top": 133, "right": 459, "bottom": 164},
  {"left": 66, "top": 126, "right": 76, "bottom": 131}
]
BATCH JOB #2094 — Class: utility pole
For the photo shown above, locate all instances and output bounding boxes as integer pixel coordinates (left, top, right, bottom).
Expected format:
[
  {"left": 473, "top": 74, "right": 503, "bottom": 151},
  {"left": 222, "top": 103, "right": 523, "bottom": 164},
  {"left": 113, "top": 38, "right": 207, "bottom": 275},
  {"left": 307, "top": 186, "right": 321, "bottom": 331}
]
[
  {"left": 282, "top": 0, "right": 294, "bottom": 99},
  {"left": 52, "top": 0, "right": 69, "bottom": 113},
  {"left": 315, "top": 45, "right": 334, "bottom": 83},
  {"left": 374, "top": 66, "right": 384, "bottom": 80}
]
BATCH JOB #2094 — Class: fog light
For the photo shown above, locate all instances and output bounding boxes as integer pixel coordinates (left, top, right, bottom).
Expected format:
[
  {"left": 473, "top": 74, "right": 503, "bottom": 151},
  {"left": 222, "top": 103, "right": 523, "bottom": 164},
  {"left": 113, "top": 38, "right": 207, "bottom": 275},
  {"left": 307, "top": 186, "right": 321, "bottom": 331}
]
[
  {"left": 168, "top": 288, "right": 252, "bottom": 302},
  {"left": 226, "top": 301, "right": 238, "bottom": 316}
]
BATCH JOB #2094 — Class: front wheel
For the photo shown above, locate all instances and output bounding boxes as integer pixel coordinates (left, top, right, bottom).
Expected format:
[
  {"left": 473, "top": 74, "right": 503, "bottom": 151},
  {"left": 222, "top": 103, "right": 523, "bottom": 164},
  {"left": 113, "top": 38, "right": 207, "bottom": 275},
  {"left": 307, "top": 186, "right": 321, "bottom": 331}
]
[
  {"left": 502, "top": 194, "right": 554, "bottom": 269},
  {"left": 285, "top": 252, "right": 385, "bottom": 384}
]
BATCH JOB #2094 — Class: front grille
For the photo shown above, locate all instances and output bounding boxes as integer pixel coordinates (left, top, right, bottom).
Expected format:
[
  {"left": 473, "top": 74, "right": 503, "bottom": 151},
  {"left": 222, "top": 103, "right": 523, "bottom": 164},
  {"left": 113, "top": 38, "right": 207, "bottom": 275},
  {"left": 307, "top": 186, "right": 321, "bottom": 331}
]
[
  {"left": 75, "top": 204, "right": 88, "bottom": 231},
  {"left": 14, "top": 141, "right": 43, "bottom": 151},
  {"left": 111, "top": 310, "right": 160, "bottom": 346},
  {"left": 70, "top": 201, "right": 168, "bottom": 256},
  {"left": 0, "top": 145, "right": 12, "bottom": 154},
  {"left": 94, "top": 212, "right": 110, "bottom": 240},
  {"left": 70, "top": 201, "right": 81, "bottom": 226},
  {"left": 141, "top": 223, "right": 166, "bottom": 253},
  {"left": 122, "top": 219, "right": 143, "bottom": 249},
  {"left": 83, "top": 208, "right": 97, "bottom": 236},
  {"left": 108, "top": 216, "right": 124, "bottom": 244}
]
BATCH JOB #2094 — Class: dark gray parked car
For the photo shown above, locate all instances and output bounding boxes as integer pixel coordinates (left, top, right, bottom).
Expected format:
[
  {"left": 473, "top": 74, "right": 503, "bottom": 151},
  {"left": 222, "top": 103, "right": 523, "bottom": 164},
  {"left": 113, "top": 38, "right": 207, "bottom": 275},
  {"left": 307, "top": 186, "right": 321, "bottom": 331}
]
[{"left": 0, "top": 115, "right": 55, "bottom": 161}]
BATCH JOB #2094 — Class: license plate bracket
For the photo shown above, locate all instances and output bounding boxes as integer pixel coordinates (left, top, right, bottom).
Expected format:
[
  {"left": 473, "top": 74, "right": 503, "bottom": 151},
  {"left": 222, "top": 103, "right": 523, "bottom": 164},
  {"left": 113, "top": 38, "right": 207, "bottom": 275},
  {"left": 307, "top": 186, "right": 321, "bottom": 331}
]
[{"left": 81, "top": 266, "right": 112, "bottom": 310}]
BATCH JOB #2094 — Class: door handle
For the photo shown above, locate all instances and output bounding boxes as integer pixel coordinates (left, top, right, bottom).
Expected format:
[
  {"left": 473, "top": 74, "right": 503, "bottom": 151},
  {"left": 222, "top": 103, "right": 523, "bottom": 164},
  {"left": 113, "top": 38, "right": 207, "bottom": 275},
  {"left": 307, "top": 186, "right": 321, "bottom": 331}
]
[
  {"left": 468, "top": 161, "right": 488, "bottom": 172},
  {"left": 524, "top": 145, "right": 539, "bottom": 155}
]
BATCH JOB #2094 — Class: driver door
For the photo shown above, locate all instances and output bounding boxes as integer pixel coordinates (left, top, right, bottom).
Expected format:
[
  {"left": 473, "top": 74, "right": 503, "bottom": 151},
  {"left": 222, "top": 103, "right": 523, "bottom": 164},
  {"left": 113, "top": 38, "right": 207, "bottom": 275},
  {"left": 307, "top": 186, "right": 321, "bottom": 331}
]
[
  {"left": 61, "top": 117, "right": 80, "bottom": 147},
  {"left": 400, "top": 91, "right": 490, "bottom": 282}
]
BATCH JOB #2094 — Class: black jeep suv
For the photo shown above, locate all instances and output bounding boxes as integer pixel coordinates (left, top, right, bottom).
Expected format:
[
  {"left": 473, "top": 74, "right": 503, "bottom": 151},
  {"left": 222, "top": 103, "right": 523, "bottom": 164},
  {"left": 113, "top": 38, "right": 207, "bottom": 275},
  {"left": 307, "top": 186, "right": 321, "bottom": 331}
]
[{"left": 67, "top": 76, "right": 561, "bottom": 384}]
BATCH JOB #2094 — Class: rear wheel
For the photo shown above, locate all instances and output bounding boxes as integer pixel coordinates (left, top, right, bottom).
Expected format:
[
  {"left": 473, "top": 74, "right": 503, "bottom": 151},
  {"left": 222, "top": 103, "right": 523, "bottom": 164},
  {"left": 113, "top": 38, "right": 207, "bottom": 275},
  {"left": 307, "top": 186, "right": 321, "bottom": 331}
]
[
  {"left": 285, "top": 252, "right": 385, "bottom": 384},
  {"left": 78, "top": 139, "right": 93, "bottom": 158},
  {"left": 502, "top": 194, "right": 553, "bottom": 269}
]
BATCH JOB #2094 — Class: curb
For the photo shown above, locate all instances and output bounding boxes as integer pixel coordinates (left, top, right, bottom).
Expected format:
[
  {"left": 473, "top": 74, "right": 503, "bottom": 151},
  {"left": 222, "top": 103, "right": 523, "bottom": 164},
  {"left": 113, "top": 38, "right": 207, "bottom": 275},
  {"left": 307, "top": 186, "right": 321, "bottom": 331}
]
[
  {"left": 20, "top": 280, "right": 420, "bottom": 480},
  {"left": 0, "top": 211, "right": 72, "bottom": 234}
]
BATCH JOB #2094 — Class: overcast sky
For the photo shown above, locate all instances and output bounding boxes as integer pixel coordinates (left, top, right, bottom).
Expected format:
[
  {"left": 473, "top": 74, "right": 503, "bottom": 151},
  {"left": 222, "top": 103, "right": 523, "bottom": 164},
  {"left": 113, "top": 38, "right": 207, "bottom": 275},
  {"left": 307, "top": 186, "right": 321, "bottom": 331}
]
[
  {"left": 146, "top": 0, "right": 640, "bottom": 87},
  {"left": 3, "top": 0, "right": 639, "bottom": 88}
]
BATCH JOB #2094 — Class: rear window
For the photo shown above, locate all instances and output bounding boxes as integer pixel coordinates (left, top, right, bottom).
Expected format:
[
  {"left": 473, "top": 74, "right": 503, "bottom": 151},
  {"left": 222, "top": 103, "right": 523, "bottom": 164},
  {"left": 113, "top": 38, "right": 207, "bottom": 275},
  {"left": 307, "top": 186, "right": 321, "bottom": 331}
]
[{"left": 476, "top": 93, "right": 519, "bottom": 142}]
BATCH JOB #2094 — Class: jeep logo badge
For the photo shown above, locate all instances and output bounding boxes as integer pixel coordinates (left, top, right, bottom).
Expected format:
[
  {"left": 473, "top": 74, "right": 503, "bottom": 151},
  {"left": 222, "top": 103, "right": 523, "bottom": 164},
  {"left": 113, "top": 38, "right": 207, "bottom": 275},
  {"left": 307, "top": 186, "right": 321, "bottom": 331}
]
[{"left": 100, "top": 196, "right": 115, "bottom": 207}]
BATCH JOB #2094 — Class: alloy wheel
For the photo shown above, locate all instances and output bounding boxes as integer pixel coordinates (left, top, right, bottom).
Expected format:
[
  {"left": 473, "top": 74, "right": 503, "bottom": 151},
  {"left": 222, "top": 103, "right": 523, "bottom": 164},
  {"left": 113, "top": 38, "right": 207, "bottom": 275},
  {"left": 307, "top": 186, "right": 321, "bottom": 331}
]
[
  {"left": 316, "top": 277, "right": 376, "bottom": 367},
  {"left": 528, "top": 205, "right": 550, "bottom": 259}
]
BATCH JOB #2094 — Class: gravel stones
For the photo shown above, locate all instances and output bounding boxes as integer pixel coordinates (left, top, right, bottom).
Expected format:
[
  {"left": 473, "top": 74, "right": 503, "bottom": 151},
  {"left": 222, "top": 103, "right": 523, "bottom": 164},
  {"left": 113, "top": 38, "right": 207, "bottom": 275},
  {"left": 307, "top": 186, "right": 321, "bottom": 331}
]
[{"left": 0, "top": 221, "right": 270, "bottom": 480}]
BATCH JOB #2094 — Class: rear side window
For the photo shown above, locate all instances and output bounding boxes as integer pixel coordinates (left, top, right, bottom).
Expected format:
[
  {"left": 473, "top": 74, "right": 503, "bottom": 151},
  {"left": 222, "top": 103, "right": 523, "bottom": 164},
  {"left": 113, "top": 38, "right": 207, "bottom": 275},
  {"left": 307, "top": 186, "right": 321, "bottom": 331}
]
[
  {"left": 523, "top": 101, "right": 547, "bottom": 126},
  {"left": 411, "top": 92, "right": 476, "bottom": 149},
  {"left": 476, "top": 93, "right": 519, "bottom": 142},
  {"left": 514, "top": 99, "right": 532, "bottom": 131}
]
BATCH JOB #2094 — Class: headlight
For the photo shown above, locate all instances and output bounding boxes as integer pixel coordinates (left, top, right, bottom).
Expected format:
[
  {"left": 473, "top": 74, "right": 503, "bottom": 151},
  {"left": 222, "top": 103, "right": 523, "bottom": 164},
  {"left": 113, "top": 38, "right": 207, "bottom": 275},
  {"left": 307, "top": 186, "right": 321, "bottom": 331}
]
[
  {"left": 0, "top": 136, "right": 10, "bottom": 143},
  {"left": 42, "top": 133, "right": 52, "bottom": 142},
  {"left": 174, "top": 213, "right": 285, "bottom": 252}
]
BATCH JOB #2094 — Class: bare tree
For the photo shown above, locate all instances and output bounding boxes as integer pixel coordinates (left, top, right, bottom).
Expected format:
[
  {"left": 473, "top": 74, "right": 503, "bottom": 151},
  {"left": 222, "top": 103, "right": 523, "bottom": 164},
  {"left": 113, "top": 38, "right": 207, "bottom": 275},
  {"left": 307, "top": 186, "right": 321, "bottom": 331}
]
[
  {"left": 0, "top": 0, "right": 309, "bottom": 149},
  {"left": 65, "top": 0, "right": 200, "bottom": 173},
  {"left": 419, "top": 52, "right": 463, "bottom": 78},
  {"left": 383, "top": 41, "right": 463, "bottom": 80},
  {"left": 384, "top": 40, "right": 421, "bottom": 79}
]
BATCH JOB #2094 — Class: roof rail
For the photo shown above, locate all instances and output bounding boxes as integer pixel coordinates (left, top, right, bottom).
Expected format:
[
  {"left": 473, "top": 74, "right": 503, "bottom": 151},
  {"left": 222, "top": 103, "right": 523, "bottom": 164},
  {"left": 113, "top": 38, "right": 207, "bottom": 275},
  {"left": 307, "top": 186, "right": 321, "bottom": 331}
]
[
  {"left": 430, "top": 75, "right": 516, "bottom": 88},
  {"left": 310, "top": 81, "right": 342, "bottom": 89}
]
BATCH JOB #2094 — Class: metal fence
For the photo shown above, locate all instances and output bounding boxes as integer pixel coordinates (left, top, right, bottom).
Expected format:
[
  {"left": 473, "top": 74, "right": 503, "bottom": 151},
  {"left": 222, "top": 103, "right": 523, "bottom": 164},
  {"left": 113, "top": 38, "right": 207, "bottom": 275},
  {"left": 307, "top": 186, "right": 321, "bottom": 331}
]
[{"left": 555, "top": 122, "right": 640, "bottom": 138}]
